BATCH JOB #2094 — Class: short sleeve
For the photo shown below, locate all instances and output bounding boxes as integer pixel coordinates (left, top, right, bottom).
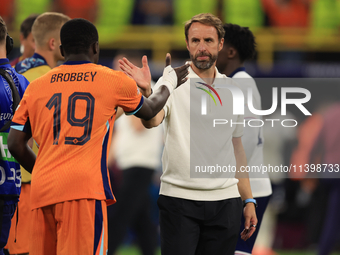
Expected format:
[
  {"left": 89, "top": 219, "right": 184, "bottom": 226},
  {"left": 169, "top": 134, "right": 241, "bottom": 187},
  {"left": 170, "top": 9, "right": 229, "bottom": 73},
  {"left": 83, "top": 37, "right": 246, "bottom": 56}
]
[
  {"left": 115, "top": 73, "right": 143, "bottom": 114},
  {"left": 11, "top": 87, "right": 31, "bottom": 134},
  {"left": 232, "top": 114, "right": 244, "bottom": 138}
]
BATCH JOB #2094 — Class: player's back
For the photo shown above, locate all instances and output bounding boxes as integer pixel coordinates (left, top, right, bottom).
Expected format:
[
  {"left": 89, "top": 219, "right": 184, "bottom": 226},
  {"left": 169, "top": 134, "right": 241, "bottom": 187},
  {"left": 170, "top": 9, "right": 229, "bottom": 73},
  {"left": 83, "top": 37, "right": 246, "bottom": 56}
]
[{"left": 13, "top": 61, "right": 142, "bottom": 209}]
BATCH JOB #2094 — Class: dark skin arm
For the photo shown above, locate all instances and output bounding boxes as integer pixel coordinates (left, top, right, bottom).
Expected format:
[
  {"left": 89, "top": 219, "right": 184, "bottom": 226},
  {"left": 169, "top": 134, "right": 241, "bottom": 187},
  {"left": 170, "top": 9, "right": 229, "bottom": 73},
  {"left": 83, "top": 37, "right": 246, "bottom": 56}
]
[
  {"left": 8, "top": 129, "right": 36, "bottom": 173},
  {"left": 133, "top": 54, "right": 189, "bottom": 121},
  {"left": 134, "top": 86, "right": 170, "bottom": 120},
  {"left": 119, "top": 53, "right": 188, "bottom": 127},
  {"left": 8, "top": 54, "right": 188, "bottom": 172}
]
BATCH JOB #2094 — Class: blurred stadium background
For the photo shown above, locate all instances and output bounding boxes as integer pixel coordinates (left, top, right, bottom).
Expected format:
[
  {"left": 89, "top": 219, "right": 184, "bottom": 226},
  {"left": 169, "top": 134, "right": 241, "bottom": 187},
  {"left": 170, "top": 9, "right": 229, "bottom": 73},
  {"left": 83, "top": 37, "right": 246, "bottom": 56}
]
[
  {"left": 4, "top": 0, "right": 340, "bottom": 78},
  {"left": 2, "top": 0, "right": 340, "bottom": 254}
]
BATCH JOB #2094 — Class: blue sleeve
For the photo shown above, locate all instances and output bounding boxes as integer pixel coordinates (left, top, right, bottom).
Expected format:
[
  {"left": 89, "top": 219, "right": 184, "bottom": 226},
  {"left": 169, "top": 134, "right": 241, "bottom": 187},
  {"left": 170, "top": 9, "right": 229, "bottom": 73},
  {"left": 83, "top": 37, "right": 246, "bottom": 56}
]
[{"left": 17, "top": 74, "right": 29, "bottom": 98}]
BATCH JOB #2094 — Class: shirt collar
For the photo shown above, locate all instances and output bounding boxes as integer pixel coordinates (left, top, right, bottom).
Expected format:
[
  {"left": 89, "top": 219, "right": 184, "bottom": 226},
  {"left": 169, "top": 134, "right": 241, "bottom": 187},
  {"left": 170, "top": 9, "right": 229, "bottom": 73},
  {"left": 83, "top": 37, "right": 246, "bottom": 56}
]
[
  {"left": 0, "top": 58, "right": 11, "bottom": 67},
  {"left": 63, "top": 60, "right": 92, "bottom": 65},
  {"left": 229, "top": 67, "right": 246, "bottom": 78},
  {"left": 32, "top": 53, "right": 47, "bottom": 63},
  {"left": 15, "top": 53, "right": 49, "bottom": 74}
]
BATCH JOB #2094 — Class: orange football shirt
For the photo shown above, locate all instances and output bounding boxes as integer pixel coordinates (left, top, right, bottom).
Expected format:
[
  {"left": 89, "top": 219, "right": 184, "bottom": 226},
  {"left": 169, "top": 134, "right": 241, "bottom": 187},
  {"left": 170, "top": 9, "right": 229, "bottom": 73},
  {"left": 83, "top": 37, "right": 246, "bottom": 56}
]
[{"left": 12, "top": 61, "right": 143, "bottom": 209}]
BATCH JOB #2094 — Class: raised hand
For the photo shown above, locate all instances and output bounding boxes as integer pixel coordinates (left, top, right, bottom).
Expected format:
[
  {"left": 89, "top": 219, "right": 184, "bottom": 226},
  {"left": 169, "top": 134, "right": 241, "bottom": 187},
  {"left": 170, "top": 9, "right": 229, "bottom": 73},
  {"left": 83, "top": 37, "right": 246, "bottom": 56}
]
[
  {"left": 174, "top": 64, "right": 190, "bottom": 88},
  {"left": 119, "top": 55, "right": 152, "bottom": 97},
  {"left": 162, "top": 53, "right": 189, "bottom": 92}
]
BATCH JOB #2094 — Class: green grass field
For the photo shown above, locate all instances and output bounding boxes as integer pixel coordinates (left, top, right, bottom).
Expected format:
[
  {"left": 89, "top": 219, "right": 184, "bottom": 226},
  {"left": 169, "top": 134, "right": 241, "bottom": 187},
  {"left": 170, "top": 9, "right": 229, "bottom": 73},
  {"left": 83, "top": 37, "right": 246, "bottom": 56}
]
[{"left": 116, "top": 246, "right": 340, "bottom": 255}]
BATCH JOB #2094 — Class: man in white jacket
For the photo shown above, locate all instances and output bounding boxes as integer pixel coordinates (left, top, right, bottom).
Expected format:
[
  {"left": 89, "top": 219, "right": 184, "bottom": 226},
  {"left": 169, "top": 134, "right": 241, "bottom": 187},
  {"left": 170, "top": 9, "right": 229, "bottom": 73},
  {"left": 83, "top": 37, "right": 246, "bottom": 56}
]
[{"left": 119, "top": 13, "right": 257, "bottom": 255}]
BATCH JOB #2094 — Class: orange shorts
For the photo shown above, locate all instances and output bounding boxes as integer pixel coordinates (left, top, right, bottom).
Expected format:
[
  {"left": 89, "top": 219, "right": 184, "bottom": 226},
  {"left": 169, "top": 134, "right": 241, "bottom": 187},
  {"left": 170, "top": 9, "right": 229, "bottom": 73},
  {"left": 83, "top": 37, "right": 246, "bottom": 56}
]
[
  {"left": 7, "top": 183, "right": 31, "bottom": 254},
  {"left": 30, "top": 199, "right": 107, "bottom": 255}
]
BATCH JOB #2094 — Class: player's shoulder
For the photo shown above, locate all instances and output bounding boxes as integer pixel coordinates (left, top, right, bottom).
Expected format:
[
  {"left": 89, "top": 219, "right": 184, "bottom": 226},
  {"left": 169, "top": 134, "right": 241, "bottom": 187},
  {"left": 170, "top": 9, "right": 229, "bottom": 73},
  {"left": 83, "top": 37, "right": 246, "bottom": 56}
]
[
  {"left": 16, "top": 72, "right": 30, "bottom": 87},
  {"left": 22, "top": 65, "right": 51, "bottom": 82},
  {"left": 24, "top": 68, "right": 54, "bottom": 92},
  {"left": 217, "top": 71, "right": 241, "bottom": 89},
  {"left": 108, "top": 68, "right": 136, "bottom": 85},
  {"left": 7, "top": 66, "right": 27, "bottom": 82},
  {"left": 1, "top": 66, "right": 29, "bottom": 88},
  {"left": 91, "top": 63, "right": 112, "bottom": 72},
  {"left": 91, "top": 65, "right": 132, "bottom": 80},
  {"left": 88, "top": 64, "right": 115, "bottom": 74},
  {"left": 0, "top": 66, "right": 29, "bottom": 98},
  {"left": 232, "top": 71, "right": 252, "bottom": 79},
  {"left": 232, "top": 71, "right": 257, "bottom": 89},
  {"left": 14, "top": 58, "right": 27, "bottom": 74}
]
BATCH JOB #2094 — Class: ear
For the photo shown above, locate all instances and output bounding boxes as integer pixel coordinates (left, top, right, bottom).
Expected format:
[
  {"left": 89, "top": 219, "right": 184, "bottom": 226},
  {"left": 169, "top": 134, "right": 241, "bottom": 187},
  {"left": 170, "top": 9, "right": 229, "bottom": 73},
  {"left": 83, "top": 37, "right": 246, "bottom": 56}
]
[
  {"left": 186, "top": 39, "right": 190, "bottom": 51},
  {"left": 95, "top": 41, "right": 99, "bottom": 54},
  {"left": 48, "top": 38, "right": 56, "bottom": 51},
  {"left": 91, "top": 41, "right": 99, "bottom": 55},
  {"left": 227, "top": 46, "right": 237, "bottom": 59},
  {"left": 218, "top": 38, "right": 224, "bottom": 52},
  {"left": 59, "top": 45, "right": 65, "bottom": 57}
]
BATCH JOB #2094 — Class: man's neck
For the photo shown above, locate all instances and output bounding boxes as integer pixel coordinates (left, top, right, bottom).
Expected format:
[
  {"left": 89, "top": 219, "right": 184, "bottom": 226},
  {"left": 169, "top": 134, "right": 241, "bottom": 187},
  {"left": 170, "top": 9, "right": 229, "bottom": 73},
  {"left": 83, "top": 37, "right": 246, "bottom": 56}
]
[
  {"left": 35, "top": 49, "right": 56, "bottom": 68},
  {"left": 0, "top": 48, "right": 7, "bottom": 59},
  {"left": 190, "top": 62, "right": 216, "bottom": 85},
  {"left": 22, "top": 51, "right": 33, "bottom": 61},
  {"left": 223, "top": 59, "right": 243, "bottom": 77},
  {"left": 65, "top": 54, "right": 92, "bottom": 62}
]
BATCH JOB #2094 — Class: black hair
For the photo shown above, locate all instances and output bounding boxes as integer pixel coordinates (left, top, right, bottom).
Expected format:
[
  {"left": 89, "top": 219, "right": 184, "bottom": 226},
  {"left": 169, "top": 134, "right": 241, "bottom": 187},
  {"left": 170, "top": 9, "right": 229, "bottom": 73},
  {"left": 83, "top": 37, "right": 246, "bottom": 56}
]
[
  {"left": 20, "top": 14, "right": 39, "bottom": 38},
  {"left": 223, "top": 23, "right": 256, "bottom": 62},
  {"left": 60, "top": 18, "right": 98, "bottom": 55},
  {"left": 0, "top": 16, "right": 7, "bottom": 42}
]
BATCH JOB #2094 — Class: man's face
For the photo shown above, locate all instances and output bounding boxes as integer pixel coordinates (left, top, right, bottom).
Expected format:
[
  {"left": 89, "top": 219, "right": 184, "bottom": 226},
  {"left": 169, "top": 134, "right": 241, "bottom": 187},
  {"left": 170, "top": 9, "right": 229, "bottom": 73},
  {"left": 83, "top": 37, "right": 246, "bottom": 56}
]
[
  {"left": 21, "top": 32, "right": 35, "bottom": 57},
  {"left": 186, "top": 22, "right": 223, "bottom": 70}
]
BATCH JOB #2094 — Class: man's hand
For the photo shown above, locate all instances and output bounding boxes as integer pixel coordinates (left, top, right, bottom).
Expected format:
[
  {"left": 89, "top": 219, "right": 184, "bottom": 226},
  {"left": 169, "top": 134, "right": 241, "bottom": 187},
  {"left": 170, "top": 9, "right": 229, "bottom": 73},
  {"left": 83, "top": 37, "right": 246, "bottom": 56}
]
[
  {"left": 133, "top": 53, "right": 188, "bottom": 122},
  {"left": 163, "top": 53, "right": 189, "bottom": 93},
  {"left": 172, "top": 60, "right": 189, "bottom": 88},
  {"left": 240, "top": 203, "right": 258, "bottom": 241},
  {"left": 8, "top": 128, "right": 36, "bottom": 173},
  {"left": 119, "top": 55, "right": 152, "bottom": 97},
  {"left": 233, "top": 137, "right": 258, "bottom": 241}
]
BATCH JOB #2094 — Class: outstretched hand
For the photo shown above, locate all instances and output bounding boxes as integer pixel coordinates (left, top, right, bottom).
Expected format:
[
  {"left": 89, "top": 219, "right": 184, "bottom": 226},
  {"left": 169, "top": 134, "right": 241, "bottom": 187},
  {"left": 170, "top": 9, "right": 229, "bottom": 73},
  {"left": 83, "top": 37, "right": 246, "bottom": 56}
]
[
  {"left": 164, "top": 53, "right": 189, "bottom": 88},
  {"left": 119, "top": 55, "right": 152, "bottom": 97}
]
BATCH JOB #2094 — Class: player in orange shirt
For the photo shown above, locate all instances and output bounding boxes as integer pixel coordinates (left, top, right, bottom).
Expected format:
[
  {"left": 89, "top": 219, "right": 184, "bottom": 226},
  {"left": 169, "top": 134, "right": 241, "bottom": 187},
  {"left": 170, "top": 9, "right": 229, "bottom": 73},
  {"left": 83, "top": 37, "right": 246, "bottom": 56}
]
[
  {"left": 7, "top": 18, "right": 189, "bottom": 255},
  {"left": 6, "top": 13, "right": 70, "bottom": 255}
]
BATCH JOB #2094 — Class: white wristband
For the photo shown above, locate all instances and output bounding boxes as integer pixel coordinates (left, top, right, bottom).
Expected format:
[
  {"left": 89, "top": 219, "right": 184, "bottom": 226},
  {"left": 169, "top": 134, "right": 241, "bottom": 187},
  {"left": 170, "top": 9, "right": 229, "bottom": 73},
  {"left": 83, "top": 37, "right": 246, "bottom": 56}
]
[{"left": 162, "top": 65, "right": 177, "bottom": 94}]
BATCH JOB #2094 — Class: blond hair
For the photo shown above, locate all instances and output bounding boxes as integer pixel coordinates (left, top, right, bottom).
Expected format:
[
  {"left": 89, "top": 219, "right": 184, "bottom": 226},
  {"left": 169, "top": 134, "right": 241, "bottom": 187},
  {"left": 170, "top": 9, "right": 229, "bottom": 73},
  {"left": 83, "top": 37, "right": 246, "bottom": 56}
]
[
  {"left": 32, "top": 12, "right": 70, "bottom": 48},
  {"left": 184, "top": 13, "right": 225, "bottom": 42}
]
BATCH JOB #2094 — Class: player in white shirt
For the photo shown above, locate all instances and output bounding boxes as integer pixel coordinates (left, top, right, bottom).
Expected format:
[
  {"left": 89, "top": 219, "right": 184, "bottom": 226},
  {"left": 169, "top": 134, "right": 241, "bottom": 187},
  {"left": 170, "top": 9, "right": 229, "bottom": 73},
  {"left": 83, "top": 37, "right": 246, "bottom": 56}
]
[{"left": 216, "top": 23, "right": 272, "bottom": 255}]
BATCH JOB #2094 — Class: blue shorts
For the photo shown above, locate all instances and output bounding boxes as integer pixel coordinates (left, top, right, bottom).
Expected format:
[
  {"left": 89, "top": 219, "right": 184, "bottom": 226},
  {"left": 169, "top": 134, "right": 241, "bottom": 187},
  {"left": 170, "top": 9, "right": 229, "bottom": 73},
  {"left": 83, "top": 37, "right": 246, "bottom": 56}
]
[
  {"left": 235, "top": 195, "right": 271, "bottom": 255},
  {"left": 0, "top": 201, "right": 17, "bottom": 255}
]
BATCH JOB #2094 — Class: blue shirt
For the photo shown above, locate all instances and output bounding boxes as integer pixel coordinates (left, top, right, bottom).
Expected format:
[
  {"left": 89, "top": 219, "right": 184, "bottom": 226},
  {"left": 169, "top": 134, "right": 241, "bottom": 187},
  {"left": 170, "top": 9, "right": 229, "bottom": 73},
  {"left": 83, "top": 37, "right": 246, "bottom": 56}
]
[
  {"left": 15, "top": 53, "right": 48, "bottom": 74},
  {"left": 0, "top": 58, "right": 29, "bottom": 204}
]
